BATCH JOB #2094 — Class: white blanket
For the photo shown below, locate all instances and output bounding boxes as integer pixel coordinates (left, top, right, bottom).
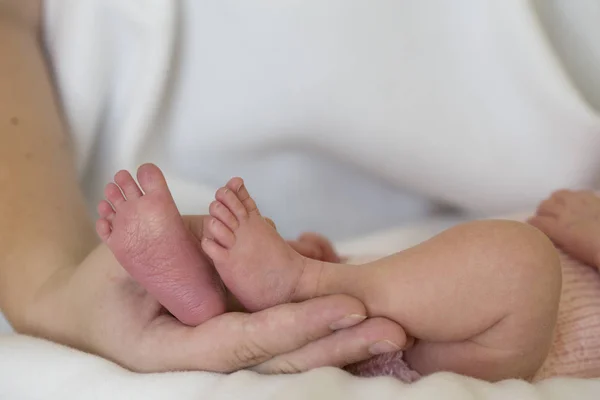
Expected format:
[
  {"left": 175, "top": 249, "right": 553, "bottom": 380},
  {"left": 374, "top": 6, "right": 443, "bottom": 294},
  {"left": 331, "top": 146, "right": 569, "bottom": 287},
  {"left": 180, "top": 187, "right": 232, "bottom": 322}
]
[
  {"left": 2, "top": 216, "right": 600, "bottom": 399},
  {"left": 1, "top": 334, "right": 600, "bottom": 400}
]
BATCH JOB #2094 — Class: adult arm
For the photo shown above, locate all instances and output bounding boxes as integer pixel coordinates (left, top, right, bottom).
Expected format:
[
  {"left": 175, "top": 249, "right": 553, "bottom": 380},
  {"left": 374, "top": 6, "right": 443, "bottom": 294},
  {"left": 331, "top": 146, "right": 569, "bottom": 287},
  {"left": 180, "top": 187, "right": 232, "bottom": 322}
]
[
  {"left": 0, "top": 1, "right": 407, "bottom": 372},
  {"left": 0, "top": 0, "right": 98, "bottom": 329}
]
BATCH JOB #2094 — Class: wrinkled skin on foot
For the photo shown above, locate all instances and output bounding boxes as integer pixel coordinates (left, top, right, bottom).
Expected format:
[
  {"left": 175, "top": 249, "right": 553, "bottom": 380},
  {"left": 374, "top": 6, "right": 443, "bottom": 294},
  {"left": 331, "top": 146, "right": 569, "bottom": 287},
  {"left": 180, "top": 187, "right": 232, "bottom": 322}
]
[
  {"left": 529, "top": 189, "right": 600, "bottom": 269},
  {"left": 96, "top": 164, "right": 226, "bottom": 326},
  {"left": 96, "top": 164, "right": 342, "bottom": 325},
  {"left": 87, "top": 164, "right": 408, "bottom": 372}
]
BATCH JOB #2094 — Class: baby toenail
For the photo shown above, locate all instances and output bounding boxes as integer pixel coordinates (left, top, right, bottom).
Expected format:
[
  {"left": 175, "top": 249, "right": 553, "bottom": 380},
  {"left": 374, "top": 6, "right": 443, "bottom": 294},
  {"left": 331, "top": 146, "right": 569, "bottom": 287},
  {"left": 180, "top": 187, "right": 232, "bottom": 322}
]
[
  {"left": 329, "top": 314, "right": 366, "bottom": 331},
  {"left": 369, "top": 340, "right": 401, "bottom": 355}
]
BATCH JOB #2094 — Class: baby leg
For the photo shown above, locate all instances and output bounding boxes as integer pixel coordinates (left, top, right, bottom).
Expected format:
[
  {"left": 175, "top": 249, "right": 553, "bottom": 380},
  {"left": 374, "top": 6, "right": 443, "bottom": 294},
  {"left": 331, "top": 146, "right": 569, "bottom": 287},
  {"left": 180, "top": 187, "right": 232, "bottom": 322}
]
[
  {"left": 203, "top": 179, "right": 561, "bottom": 380},
  {"left": 322, "top": 220, "right": 562, "bottom": 381}
]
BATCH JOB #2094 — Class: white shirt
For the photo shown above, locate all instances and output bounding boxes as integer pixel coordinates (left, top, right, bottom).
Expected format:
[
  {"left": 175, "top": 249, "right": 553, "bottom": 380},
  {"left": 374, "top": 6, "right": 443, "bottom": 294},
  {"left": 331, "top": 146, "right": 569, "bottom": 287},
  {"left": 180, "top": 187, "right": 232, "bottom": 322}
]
[{"left": 43, "top": 0, "right": 600, "bottom": 239}]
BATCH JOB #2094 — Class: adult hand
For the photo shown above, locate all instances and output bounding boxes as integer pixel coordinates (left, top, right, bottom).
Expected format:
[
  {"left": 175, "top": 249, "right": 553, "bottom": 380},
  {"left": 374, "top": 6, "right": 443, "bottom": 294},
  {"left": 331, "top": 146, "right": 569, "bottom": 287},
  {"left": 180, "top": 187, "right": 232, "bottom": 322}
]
[
  {"left": 0, "top": 4, "right": 406, "bottom": 375},
  {"left": 288, "top": 232, "right": 341, "bottom": 263},
  {"left": 25, "top": 244, "right": 407, "bottom": 374}
]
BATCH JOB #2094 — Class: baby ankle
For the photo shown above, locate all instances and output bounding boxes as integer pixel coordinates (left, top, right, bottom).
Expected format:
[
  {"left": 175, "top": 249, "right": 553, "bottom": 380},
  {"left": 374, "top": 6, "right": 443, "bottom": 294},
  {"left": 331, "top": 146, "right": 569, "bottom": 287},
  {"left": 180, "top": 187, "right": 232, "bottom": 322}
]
[{"left": 292, "top": 258, "right": 325, "bottom": 301}]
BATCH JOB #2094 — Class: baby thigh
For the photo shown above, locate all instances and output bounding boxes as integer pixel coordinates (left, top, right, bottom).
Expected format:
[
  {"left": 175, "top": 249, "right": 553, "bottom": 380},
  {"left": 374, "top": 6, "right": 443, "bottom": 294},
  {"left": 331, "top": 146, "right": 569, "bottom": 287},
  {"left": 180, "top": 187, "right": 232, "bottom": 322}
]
[{"left": 396, "top": 221, "right": 562, "bottom": 381}]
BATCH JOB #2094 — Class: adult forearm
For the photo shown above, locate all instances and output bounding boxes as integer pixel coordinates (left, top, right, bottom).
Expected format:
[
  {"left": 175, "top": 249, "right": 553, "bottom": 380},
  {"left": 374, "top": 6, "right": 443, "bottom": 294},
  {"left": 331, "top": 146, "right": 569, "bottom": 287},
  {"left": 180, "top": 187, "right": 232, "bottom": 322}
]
[{"left": 0, "top": 11, "right": 98, "bottom": 326}]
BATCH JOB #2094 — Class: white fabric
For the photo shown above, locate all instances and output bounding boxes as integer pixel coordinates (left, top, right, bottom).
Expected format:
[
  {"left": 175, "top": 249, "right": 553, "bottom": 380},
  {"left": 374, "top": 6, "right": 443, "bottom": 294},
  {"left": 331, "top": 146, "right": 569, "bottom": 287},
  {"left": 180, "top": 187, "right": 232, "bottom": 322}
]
[
  {"left": 43, "top": 0, "right": 600, "bottom": 239},
  {"left": 2, "top": 335, "right": 600, "bottom": 400},
  {"left": 2, "top": 218, "right": 600, "bottom": 399},
  {"left": 532, "top": 0, "right": 600, "bottom": 111}
]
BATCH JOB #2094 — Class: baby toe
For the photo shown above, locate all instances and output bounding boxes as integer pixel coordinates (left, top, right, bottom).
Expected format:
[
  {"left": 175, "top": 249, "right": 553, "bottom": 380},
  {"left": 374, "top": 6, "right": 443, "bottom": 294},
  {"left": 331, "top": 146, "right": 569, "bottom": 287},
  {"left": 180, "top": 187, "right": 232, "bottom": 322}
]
[
  {"left": 114, "top": 170, "right": 143, "bottom": 199},
  {"left": 96, "top": 219, "right": 112, "bottom": 242},
  {"left": 207, "top": 217, "right": 236, "bottom": 248},
  {"left": 209, "top": 200, "right": 239, "bottom": 231},
  {"left": 216, "top": 186, "right": 248, "bottom": 220},
  {"left": 136, "top": 163, "right": 170, "bottom": 195},
  {"left": 201, "top": 238, "right": 229, "bottom": 263},
  {"left": 97, "top": 200, "right": 116, "bottom": 220},
  {"left": 227, "top": 177, "right": 259, "bottom": 215},
  {"left": 105, "top": 183, "right": 126, "bottom": 209}
]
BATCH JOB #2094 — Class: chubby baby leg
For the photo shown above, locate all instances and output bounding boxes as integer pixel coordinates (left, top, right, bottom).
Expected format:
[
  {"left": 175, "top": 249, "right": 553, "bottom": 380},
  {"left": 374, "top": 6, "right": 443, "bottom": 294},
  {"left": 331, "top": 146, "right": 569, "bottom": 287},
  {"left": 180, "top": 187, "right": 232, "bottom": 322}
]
[
  {"left": 202, "top": 179, "right": 560, "bottom": 381},
  {"left": 316, "top": 220, "right": 562, "bottom": 381}
]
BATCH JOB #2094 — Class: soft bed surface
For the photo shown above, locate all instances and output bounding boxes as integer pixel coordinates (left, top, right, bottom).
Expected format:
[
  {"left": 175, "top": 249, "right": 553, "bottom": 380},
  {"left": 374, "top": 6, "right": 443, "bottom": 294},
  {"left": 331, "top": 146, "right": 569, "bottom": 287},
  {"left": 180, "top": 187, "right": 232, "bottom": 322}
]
[
  {"left": 0, "top": 334, "right": 599, "bottom": 400},
  {"left": 1, "top": 215, "right": 600, "bottom": 399}
]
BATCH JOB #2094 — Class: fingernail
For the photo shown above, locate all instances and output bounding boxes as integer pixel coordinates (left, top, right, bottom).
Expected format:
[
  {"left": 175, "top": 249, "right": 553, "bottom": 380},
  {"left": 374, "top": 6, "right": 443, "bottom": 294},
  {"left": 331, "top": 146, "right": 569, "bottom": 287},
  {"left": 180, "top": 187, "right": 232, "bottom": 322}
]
[
  {"left": 329, "top": 314, "right": 366, "bottom": 331},
  {"left": 369, "top": 340, "right": 401, "bottom": 355}
]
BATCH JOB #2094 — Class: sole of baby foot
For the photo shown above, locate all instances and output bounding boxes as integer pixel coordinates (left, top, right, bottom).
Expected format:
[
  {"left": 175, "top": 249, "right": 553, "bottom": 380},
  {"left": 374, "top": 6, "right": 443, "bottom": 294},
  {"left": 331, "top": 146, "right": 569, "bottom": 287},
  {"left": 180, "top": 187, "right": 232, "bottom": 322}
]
[
  {"left": 201, "top": 177, "right": 323, "bottom": 312},
  {"left": 96, "top": 163, "right": 226, "bottom": 326}
]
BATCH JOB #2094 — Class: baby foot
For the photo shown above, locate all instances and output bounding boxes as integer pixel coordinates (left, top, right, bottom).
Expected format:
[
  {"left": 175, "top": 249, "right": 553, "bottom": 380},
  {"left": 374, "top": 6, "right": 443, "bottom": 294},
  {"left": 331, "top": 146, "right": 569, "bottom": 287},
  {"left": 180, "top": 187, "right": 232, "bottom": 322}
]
[
  {"left": 201, "top": 178, "right": 320, "bottom": 311},
  {"left": 96, "top": 164, "right": 226, "bottom": 326},
  {"left": 529, "top": 190, "right": 600, "bottom": 268}
]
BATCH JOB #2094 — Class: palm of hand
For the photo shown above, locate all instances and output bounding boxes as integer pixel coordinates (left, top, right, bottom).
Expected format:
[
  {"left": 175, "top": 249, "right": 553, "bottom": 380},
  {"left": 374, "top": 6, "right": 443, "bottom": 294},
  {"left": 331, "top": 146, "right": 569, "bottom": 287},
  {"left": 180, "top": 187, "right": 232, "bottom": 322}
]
[
  {"left": 30, "top": 244, "right": 201, "bottom": 372},
  {"left": 25, "top": 222, "right": 402, "bottom": 374}
]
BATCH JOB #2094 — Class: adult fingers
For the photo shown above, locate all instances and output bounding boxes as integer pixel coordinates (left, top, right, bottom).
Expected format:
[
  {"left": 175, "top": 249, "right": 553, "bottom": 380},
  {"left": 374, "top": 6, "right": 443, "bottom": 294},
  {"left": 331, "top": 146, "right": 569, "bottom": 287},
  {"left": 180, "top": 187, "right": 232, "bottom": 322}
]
[
  {"left": 289, "top": 233, "right": 341, "bottom": 263},
  {"left": 288, "top": 240, "right": 323, "bottom": 260},
  {"left": 142, "top": 295, "right": 368, "bottom": 373},
  {"left": 252, "top": 317, "right": 407, "bottom": 374},
  {"left": 298, "top": 232, "right": 341, "bottom": 263}
]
